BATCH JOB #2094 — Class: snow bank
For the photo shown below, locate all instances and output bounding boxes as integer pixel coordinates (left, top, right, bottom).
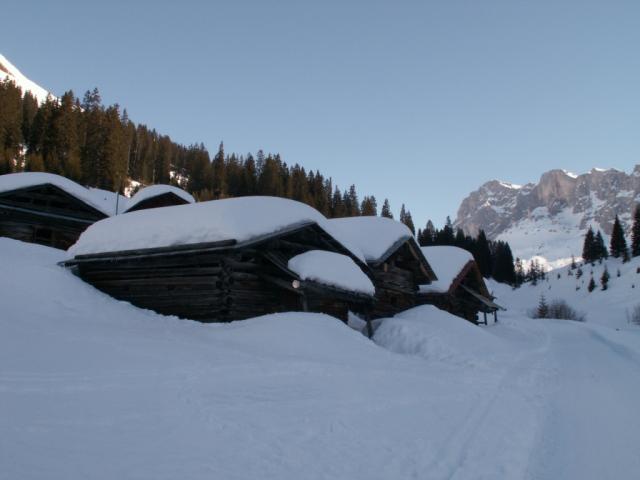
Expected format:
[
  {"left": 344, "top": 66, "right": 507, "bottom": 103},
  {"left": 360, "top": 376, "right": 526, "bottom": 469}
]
[
  {"left": 69, "top": 196, "right": 366, "bottom": 261},
  {"left": 327, "top": 216, "right": 412, "bottom": 263},
  {"left": 0, "top": 172, "right": 115, "bottom": 216},
  {"left": 419, "top": 246, "right": 474, "bottom": 293},
  {"left": 374, "top": 305, "right": 507, "bottom": 367},
  {"left": 125, "top": 184, "right": 195, "bottom": 211},
  {"left": 288, "top": 250, "right": 375, "bottom": 295}
]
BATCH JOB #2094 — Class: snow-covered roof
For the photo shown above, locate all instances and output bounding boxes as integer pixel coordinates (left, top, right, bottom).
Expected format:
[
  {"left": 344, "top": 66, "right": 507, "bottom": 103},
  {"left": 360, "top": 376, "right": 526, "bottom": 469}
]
[
  {"left": 288, "top": 250, "right": 375, "bottom": 296},
  {"left": 419, "top": 246, "right": 475, "bottom": 294},
  {"left": 0, "top": 172, "right": 116, "bottom": 216},
  {"left": 327, "top": 216, "right": 413, "bottom": 263},
  {"left": 69, "top": 196, "right": 366, "bottom": 262},
  {"left": 125, "top": 184, "right": 195, "bottom": 212}
]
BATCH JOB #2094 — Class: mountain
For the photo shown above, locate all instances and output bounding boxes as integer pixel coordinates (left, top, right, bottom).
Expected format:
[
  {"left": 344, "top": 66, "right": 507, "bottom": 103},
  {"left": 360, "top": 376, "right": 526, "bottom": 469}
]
[
  {"left": 0, "top": 53, "right": 55, "bottom": 103},
  {"left": 455, "top": 166, "right": 640, "bottom": 269}
]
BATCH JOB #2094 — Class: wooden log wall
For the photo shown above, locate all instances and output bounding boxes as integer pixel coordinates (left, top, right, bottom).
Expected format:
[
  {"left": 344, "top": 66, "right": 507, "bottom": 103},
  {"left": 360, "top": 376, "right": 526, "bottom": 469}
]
[
  {"left": 76, "top": 249, "right": 302, "bottom": 322},
  {"left": 0, "top": 207, "right": 91, "bottom": 249},
  {"left": 369, "top": 261, "right": 418, "bottom": 318}
]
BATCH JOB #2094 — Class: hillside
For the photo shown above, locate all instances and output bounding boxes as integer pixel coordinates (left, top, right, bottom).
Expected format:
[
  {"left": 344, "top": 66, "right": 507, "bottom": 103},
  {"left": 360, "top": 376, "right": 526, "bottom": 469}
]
[
  {"left": 455, "top": 167, "right": 640, "bottom": 268},
  {"left": 2, "top": 236, "right": 640, "bottom": 479},
  {"left": 0, "top": 54, "right": 54, "bottom": 103}
]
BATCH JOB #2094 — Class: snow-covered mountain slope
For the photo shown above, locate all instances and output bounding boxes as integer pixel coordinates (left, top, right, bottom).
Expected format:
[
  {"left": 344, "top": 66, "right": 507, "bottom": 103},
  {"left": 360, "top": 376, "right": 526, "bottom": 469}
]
[
  {"left": 0, "top": 53, "right": 55, "bottom": 103},
  {"left": 488, "top": 254, "right": 640, "bottom": 329},
  {"left": 455, "top": 166, "right": 640, "bottom": 268},
  {"left": 2, "top": 237, "right": 640, "bottom": 479}
]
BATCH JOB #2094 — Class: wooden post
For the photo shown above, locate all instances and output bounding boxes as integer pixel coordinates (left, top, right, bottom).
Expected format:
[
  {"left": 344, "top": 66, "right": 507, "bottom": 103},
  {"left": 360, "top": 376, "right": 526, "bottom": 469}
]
[
  {"left": 483, "top": 311, "right": 487, "bottom": 325},
  {"left": 366, "top": 317, "right": 374, "bottom": 339},
  {"left": 494, "top": 310, "right": 498, "bottom": 323},
  {"left": 301, "top": 294, "right": 309, "bottom": 312}
]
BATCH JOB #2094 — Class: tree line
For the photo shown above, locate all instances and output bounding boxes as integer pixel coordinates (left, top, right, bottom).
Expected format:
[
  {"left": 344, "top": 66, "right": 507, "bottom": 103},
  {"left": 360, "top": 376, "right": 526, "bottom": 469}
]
[
  {"left": 416, "top": 217, "right": 518, "bottom": 285},
  {"left": 0, "top": 79, "right": 398, "bottom": 220}
]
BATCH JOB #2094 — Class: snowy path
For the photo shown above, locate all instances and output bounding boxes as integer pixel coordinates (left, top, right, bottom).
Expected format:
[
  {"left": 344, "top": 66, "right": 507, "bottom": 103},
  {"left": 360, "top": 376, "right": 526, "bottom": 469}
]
[{"left": 526, "top": 322, "right": 640, "bottom": 480}]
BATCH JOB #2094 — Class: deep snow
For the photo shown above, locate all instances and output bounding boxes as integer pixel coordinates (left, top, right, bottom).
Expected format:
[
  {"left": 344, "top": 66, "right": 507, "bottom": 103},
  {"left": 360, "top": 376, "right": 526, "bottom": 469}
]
[{"left": 2, "top": 238, "right": 640, "bottom": 479}]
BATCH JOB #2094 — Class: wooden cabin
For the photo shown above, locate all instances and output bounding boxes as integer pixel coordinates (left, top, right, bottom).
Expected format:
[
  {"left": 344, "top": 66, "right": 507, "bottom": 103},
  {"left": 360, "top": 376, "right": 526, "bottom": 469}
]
[
  {"left": 124, "top": 184, "right": 195, "bottom": 213},
  {"left": 64, "top": 197, "right": 375, "bottom": 323},
  {"left": 0, "top": 173, "right": 114, "bottom": 250},
  {"left": 328, "top": 217, "right": 437, "bottom": 318},
  {"left": 417, "top": 246, "right": 502, "bottom": 324}
]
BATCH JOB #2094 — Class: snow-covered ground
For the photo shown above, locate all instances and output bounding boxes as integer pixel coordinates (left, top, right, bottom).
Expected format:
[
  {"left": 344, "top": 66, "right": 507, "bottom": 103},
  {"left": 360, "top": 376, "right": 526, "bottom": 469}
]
[{"left": 2, "top": 238, "right": 640, "bottom": 479}]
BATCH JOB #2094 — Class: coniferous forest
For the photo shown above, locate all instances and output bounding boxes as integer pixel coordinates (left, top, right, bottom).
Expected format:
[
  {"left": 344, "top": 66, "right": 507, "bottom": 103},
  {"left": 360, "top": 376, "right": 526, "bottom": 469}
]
[{"left": 0, "top": 78, "right": 519, "bottom": 284}]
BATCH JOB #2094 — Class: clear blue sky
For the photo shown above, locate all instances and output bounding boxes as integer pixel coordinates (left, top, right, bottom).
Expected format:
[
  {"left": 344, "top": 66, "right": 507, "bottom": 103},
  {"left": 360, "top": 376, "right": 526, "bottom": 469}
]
[{"left": 3, "top": 0, "right": 640, "bottom": 227}]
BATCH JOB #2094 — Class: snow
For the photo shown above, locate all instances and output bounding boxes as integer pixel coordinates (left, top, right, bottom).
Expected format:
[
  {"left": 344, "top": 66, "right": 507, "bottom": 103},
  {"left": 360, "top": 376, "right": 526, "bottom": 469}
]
[
  {"left": 419, "top": 246, "right": 474, "bottom": 293},
  {"left": 327, "top": 216, "right": 412, "bottom": 263},
  {"left": 69, "top": 196, "right": 365, "bottom": 262},
  {"left": 0, "top": 53, "right": 55, "bottom": 103},
  {"left": 0, "top": 172, "right": 117, "bottom": 216},
  {"left": 125, "top": 184, "right": 195, "bottom": 211},
  {"left": 288, "top": 250, "right": 375, "bottom": 295},
  {"left": 373, "top": 305, "right": 508, "bottom": 367},
  {"left": 498, "top": 181, "right": 522, "bottom": 189},
  {"left": 2, "top": 237, "right": 640, "bottom": 479}
]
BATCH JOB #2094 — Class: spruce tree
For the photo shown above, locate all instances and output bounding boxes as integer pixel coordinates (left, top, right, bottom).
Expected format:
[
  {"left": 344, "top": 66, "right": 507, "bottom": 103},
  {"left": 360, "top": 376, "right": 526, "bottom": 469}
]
[
  {"left": 595, "top": 231, "right": 608, "bottom": 260},
  {"left": 402, "top": 209, "right": 416, "bottom": 235},
  {"left": 536, "top": 294, "right": 549, "bottom": 318},
  {"left": 587, "top": 276, "right": 596, "bottom": 292},
  {"left": 582, "top": 226, "right": 595, "bottom": 263},
  {"left": 381, "top": 199, "right": 393, "bottom": 219},
  {"left": 474, "top": 230, "right": 493, "bottom": 277},
  {"left": 609, "top": 215, "right": 628, "bottom": 259},
  {"left": 600, "top": 265, "right": 610, "bottom": 290},
  {"left": 631, "top": 205, "right": 640, "bottom": 257}
]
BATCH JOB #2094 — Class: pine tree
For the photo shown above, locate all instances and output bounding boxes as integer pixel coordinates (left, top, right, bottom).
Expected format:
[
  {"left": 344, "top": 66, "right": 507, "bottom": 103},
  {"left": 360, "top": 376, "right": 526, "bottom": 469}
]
[
  {"left": 600, "top": 265, "right": 610, "bottom": 291},
  {"left": 582, "top": 226, "right": 595, "bottom": 263},
  {"left": 609, "top": 215, "right": 628, "bottom": 259},
  {"left": 474, "top": 230, "right": 493, "bottom": 277},
  {"left": 570, "top": 255, "right": 577, "bottom": 270},
  {"left": 595, "top": 231, "right": 608, "bottom": 260},
  {"left": 514, "top": 258, "right": 525, "bottom": 286},
  {"left": 631, "top": 205, "right": 640, "bottom": 257},
  {"left": 587, "top": 276, "right": 596, "bottom": 292},
  {"left": 360, "top": 196, "right": 377, "bottom": 216},
  {"left": 380, "top": 198, "right": 393, "bottom": 219},
  {"left": 212, "top": 141, "right": 226, "bottom": 198},
  {"left": 536, "top": 294, "right": 549, "bottom": 318},
  {"left": 492, "top": 241, "right": 516, "bottom": 285},
  {"left": 402, "top": 209, "right": 416, "bottom": 235}
]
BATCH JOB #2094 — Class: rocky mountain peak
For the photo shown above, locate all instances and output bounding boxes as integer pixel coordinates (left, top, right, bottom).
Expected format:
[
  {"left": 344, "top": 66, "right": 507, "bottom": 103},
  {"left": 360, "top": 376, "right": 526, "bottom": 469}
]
[{"left": 455, "top": 165, "right": 640, "bottom": 267}]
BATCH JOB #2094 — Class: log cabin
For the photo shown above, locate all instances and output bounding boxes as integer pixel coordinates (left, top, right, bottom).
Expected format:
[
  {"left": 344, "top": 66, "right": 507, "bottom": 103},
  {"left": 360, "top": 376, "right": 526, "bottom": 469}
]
[
  {"left": 0, "top": 173, "right": 118, "bottom": 249},
  {"left": 328, "top": 217, "right": 437, "bottom": 318},
  {"left": 64, "top": 197, "right": 375, "bottom": 323},
  {"left": 417, "top": 246, "right": 502, "bottom": 324},
  {"left": 124, "top": 184, "right": 195, "bottom": 213}
]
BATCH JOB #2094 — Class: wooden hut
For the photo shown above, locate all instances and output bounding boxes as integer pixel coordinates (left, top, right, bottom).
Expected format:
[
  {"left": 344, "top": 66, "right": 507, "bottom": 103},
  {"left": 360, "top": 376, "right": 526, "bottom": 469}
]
[
  {"left": 124, "top": 184, "right": 195, "bottom": 213},
  {"left": 417, "top": 246, "right": 502, "bottom": 324},
  {"left": 0, "top": 173, "right": 117, "bottom": 249},
  {"left": 64, "top": 197, "right": 375, "bottom": 323},
  {"left": 328, "top": 217, "right": 437, "bottom": 318}
]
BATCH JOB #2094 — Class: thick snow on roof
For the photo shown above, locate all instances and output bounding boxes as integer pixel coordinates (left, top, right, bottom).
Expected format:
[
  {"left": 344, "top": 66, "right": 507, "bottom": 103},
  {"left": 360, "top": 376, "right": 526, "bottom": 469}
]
[
  {"left": 125, "top": 184, "right": 195, "bottom": 211},
  {"left": 327, "top": 216, "right": 413, "bottom": 263},
  {"left": 419, "top": 246, "right": 474, "bottom": 294},
  {"left": 69, "top": 196, "right": 365, "bottom": 261},
  {"left": 288, "top": 250, "right": 375, "bottom": 296},
  {"left": 0, "top": 172, "right": 115, "bottom": 216}
]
